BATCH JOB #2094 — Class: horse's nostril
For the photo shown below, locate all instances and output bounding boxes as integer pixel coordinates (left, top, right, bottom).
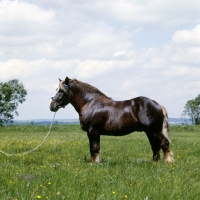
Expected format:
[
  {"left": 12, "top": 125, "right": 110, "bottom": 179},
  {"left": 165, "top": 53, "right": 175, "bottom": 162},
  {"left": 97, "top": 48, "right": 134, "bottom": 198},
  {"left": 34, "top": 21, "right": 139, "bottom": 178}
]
[{"left": 49, "top": 106, "right": 55, "bottom": 112}]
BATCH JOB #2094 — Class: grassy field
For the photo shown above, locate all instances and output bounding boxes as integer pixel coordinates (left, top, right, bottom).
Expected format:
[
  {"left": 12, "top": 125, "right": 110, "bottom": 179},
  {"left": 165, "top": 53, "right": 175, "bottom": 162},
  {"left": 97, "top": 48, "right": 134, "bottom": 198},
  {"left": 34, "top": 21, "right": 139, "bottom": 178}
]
[{"left": 0, "top": 124, "right": 200, "bottom": 200}]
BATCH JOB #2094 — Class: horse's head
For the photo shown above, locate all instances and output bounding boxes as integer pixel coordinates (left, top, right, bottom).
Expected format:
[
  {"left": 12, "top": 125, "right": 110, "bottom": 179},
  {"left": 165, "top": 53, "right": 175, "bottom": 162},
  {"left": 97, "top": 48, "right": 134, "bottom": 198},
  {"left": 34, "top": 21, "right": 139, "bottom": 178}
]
[{"left": 49, "top": 77, "right": 70, "bottom": 112}]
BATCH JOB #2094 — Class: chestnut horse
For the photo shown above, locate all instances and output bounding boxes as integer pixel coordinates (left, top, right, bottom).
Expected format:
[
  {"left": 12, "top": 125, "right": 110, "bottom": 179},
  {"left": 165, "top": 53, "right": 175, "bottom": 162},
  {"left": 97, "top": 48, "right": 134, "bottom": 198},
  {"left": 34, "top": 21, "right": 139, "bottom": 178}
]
[{"left": 49, "top": 77, "right": 174, "bottom": 163}]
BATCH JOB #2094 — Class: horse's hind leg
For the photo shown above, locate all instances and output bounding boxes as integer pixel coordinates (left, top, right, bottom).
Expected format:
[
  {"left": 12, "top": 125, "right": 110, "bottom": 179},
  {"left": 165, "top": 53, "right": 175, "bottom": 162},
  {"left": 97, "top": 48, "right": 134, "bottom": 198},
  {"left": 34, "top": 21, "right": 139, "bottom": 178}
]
[
  {"left": 146, "top": 133, "right": 161, "bottom": 162},
  {"left": 146, "top": 132, "right": 174, "bottom": 163},
  {"left": 160, "top": 135, "right": 174, "bottom": 163}
]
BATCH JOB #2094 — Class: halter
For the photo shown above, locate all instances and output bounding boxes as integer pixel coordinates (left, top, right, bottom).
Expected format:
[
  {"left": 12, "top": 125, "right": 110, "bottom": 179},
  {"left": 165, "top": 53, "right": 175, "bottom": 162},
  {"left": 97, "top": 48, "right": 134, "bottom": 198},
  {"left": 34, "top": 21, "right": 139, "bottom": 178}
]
[{"left": 51, "top": 84, "right": 69, "bottom": 108}]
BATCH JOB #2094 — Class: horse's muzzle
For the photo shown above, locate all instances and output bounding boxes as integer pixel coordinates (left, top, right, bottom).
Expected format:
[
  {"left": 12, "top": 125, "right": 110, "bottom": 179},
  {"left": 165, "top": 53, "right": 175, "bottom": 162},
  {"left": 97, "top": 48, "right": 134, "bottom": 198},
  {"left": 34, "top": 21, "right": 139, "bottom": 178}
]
[
  {"left": 49, "top": 99, "right": 59, "bottom": 112},
  {"left": 49, "top": 105, "right": 57, "bottom": 112}
]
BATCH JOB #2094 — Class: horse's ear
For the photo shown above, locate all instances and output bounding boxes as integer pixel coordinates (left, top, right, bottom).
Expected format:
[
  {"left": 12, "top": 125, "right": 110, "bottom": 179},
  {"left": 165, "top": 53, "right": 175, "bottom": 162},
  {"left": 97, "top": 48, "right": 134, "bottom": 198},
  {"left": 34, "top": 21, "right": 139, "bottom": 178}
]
[
  {"left": 58, "top": 78, "right": 62, "bottom": 82},
  {"left": 65, "top": 77, "right": 69, "bottom": 84}
]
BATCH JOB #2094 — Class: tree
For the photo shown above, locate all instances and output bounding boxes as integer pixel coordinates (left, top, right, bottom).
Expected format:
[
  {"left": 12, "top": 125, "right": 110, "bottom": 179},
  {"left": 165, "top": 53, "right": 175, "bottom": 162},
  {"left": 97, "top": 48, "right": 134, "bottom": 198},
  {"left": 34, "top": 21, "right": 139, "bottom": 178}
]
[
  {"left": 182, "top": 94, "right": 200, "bottom": 125},
  {"left": 0, "top": 79, "right": 27, "bottom": 126}
]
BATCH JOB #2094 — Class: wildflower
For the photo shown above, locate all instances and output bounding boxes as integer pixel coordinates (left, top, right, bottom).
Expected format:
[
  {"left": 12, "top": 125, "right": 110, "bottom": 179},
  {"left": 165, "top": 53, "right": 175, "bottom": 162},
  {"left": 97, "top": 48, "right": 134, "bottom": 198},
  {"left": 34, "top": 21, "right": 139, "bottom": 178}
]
[
  {"left": 57, "top": 191, "right": 61, "bottom": 195},
  {"left": 112, "top": 191, "right": 116, "bottom": 194},
  {"left": 124, "top": 195, "right": 128, "bottom": 198},
  {"left": 37, "top": 195, "right": 42, "bottom": 199},
  {"left": 48, "top": 181, "right": 51, "bottom": 185}
]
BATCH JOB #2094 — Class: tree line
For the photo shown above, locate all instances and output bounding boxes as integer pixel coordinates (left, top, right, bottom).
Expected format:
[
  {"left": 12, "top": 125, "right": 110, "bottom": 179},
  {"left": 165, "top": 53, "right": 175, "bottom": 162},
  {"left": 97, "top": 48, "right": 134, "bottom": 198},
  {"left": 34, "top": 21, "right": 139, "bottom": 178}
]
[
  {"left": 0, "top": 79, "right": 27, "bottom": 126},
  {"left": 182, "top": 94, "right": 200, "bottom": 125}
]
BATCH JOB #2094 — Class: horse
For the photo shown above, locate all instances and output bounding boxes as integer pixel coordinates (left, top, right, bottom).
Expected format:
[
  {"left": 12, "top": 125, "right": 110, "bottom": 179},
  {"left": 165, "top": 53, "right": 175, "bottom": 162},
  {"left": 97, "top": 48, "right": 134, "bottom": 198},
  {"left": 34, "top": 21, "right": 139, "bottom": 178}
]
[{"left": 49, "top": 77, "right": 174, "bottom": 163}]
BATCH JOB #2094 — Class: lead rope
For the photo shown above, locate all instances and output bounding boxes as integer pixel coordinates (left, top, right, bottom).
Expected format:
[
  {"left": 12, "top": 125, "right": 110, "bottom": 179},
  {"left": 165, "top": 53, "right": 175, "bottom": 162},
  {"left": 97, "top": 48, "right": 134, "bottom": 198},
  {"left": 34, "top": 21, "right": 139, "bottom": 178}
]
[{"left": 0, "top": 112, "right": 56, "bottom": 157}]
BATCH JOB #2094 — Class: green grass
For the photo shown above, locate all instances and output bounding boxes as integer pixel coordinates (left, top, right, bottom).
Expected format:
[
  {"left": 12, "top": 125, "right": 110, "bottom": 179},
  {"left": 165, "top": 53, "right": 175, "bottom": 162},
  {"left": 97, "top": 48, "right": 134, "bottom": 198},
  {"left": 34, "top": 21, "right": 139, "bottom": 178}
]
[{"left": 0, "top": 124, "right": 200, "bottom": 200}]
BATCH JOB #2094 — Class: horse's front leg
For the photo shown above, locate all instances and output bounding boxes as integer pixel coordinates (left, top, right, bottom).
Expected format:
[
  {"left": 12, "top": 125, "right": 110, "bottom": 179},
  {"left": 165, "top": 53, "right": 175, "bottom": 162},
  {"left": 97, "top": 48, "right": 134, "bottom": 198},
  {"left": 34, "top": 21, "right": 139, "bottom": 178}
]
[{"left": 87, "top": 128, "right": 100, "bottom": 163}]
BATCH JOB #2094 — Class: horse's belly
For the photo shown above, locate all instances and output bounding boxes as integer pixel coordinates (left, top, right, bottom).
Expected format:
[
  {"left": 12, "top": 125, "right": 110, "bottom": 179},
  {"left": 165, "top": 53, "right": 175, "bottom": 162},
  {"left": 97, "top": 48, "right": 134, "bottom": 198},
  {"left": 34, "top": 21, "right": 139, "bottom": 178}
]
[
  {"left": 102, "top": 116, "right": 142, "bottom": 136},
  {"left": 101, "top": 128, "right": 134, "bottom": 136}
]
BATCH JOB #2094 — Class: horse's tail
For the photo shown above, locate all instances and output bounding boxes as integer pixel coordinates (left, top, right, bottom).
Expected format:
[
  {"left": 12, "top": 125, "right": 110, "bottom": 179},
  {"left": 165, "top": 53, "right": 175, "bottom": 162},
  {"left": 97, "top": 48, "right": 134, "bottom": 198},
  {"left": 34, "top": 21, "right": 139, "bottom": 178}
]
[
  {"left": 159, "top": 104, "right": 171, "bottom": 143},
  {"left": 159, "top": 104, "right": 174, "bottom": 163}
]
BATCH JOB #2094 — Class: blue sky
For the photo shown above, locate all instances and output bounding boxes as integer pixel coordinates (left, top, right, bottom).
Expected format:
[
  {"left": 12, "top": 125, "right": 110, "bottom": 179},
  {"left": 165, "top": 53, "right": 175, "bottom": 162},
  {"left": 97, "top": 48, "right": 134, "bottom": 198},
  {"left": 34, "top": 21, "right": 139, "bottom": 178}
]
[{"left": 0, "top": 0, "right": 200, "bottom": 120}]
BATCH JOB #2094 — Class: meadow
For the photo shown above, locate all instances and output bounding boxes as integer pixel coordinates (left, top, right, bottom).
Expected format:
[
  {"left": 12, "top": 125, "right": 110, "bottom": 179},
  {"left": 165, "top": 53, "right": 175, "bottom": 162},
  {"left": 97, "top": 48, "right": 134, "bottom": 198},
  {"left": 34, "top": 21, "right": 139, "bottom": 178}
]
[{"left": 0, "top": 124, "right": 200, "bottom": 200}]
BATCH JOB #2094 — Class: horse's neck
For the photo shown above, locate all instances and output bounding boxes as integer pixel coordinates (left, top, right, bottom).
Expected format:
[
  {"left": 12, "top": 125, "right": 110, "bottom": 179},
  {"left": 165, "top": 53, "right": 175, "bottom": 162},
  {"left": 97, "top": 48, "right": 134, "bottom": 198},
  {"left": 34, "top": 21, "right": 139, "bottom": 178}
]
[{"left": 69, "top": 86, "right": 98, "bottom": 113}]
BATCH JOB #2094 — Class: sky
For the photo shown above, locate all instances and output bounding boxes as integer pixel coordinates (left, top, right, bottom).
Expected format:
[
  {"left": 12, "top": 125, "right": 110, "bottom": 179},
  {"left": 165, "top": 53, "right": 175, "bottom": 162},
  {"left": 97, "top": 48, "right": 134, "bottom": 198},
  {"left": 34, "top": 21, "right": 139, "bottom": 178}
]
[{"left": 0, "top": 0, "right": 200, "bottom": 120}]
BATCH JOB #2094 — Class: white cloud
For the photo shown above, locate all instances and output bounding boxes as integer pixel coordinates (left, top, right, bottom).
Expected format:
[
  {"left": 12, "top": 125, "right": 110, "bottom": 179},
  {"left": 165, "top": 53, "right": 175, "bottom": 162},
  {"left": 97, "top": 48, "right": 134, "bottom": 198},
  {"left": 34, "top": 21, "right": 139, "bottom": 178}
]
[
  {"left": 113, "top": 50, "right": 128, "bottom": 57},
  {"left": 172, "top": 25, "right": 200, "bottom": 46},
  {"left": 74, "top": 59, "right": 135, "bottom": 79},
  {"left": 73, "top": 0, "right": 200, "bottom": 27},
  {"left": 0, "top": 0, "right": 56, "bottom": 60},
  {"left": 0, "top": 0, "right": 55, "bottom": 24}
]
